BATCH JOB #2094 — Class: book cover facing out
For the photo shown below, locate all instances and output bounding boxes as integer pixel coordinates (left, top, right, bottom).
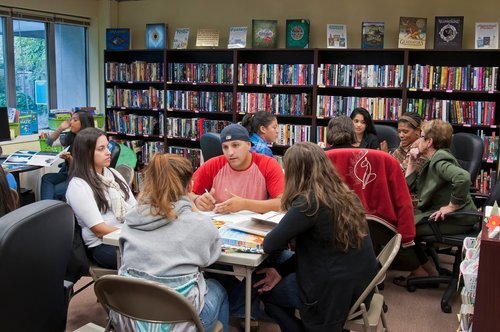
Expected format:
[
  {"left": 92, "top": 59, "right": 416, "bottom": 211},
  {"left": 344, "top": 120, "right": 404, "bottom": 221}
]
[
  {"left": 326, "top": 24, "right": 347, "bottom": 48},
  {"left": 434, "top": 16, "right": 463, "bottom": 50},
  {"left": 286, "top": 19, "right": 310, "bottom": 48},
  {"left": 362, "top": 22, "right": 384, "bottom": 49},
  {"left": 475, "top": 22, "right": 499, "bottom": 49},
  {"left": 173, "top": 28, "right": 190, "bottom": 49},
  {"left": 146, "top": 23, "right": 167, "bottom": 49},
  {"left": 228, "top": 26, "right": 248, "bottom": 49},
  {"left": 106, "top": 28, "right": 131, "bottom": 51},
  {"left": 398, "top": 17, "right": 427, "bottom": 49},
  {"left": 252, "top": 20, "right": 278, "bottom": 48}
]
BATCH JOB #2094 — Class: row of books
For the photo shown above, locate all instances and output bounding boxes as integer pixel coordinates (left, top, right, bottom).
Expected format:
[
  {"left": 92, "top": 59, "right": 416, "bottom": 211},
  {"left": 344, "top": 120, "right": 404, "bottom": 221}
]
[
  {"left": 316, "top": 95, "right": 403, "bottom": 120},
  {"left": 237, "top": 64, "right": 314, "bottom": 86},
  {"left": 478, "top": 131, "right": 499, "bottom": 162},
  {"left": 166, "top": 90, "right": 233, "bottom": 113},
  {"left": 107, "top": 111, "right": 164, "bottom": 136},
  {"left": 276, "top": 124, "right": 312, "bottom": 146},
  {"left": 105, "top": 61, "right": 164, "bottom": 82},
  {"left": 237, "top": 92, "right": 312, "bottom": 116},
  {"left": 317, "top": 64, "right": 405, "bottom": 88},
  {"left": 166, "top": 118, "right": 230, "bottom": 140},
  {"left": 476, "top": 169, "right": 497, "bottom": 194},
  {"left": 407, "top": 65, "right": 498, "bottom": 92},
  {"left": 167, "top": 63, "right": 234, "bottom": 84},
  {"left": 167, "top": 146, "right": 202, "bottom": 169},
  {"left": 106, "top": 87, "right": 165, "bottom": 109},
  {"left": 406, "top": 98, "right": 496, "bottom": 126}
]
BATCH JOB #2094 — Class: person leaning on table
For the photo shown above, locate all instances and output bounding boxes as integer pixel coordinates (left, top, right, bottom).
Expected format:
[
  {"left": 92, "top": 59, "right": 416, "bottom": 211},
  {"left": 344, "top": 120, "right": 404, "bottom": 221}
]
[{"left": 191, "top": 123, "right": 284, "bottom": 214}]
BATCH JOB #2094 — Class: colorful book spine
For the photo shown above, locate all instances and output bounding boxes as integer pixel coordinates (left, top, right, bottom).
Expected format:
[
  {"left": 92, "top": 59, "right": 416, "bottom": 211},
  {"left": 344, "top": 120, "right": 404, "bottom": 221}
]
[{"left": 317, "top": 64, "right": 404, "bottom": 88}]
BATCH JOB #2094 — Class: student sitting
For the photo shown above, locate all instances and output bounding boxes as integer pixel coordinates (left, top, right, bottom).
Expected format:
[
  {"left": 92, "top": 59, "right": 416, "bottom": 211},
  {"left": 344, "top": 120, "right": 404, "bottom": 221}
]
[
  {"left": 192, "top": 123, "right": 284, "bottom": 214},
  {"left": 350, "top": 107, "right": 379, "bottom": 149},
  {"left": 255, "top": 142, "right": 378, "bottom": 331},
  {"left": 0, "top": 167, "right": 19, "bottom": 217},
  {"left": 41, "top": 110, "right": 94, "bottom": 200},
  {"left": 66, "top": 128, "right": 136, "bottom": 269},
  {"left": 241, "top": 111, "right": 279, "bottom": 157},
  {"left": 322, "top": 115, "right": 356, "bottom": 150}
]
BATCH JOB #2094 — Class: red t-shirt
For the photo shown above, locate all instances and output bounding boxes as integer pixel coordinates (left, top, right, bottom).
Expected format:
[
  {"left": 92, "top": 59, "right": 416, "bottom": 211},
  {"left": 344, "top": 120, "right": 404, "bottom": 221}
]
[{"left": 193, "top": 153, "right": 284, "bottom": 203}]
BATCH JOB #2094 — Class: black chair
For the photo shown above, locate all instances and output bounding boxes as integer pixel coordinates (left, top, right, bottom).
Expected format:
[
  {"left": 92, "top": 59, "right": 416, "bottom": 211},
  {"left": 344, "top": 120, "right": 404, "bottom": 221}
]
[
  {"left": 407, "top": 181, "right": 500, "bottom": 313},
  {"left": 374, "top": 124, "right": 400, "bottom": 152},
  {"left": 450, "top": 132, "right": 484, "bottom": 186},
  {"left": 200, "top": 132, "right": 223, "bottom": 162},
  {"left": 0, "top": 200, "right": 74, "bottom": 331},
  {"left": 108, "top": 140, "right": 121, "bottom": 168}
]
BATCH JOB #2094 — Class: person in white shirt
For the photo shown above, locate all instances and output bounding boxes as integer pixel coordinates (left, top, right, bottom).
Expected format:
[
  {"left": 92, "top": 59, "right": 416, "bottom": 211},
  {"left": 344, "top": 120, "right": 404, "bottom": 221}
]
[{"left": 66, "top": 127, "right": 136, "bottom": 268}]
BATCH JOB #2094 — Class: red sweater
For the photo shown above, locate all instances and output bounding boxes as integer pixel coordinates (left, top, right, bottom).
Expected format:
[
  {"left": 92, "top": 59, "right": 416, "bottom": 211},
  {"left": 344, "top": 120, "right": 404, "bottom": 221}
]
[{"left": 326, "top": 148, "right": 416, "bottom": 247}]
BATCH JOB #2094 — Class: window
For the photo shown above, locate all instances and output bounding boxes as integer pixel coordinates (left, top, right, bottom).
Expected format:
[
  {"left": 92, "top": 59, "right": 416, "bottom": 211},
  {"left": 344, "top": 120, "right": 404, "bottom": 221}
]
[{"left": 55, "top": 23, "right": 88, "bottom": 109}]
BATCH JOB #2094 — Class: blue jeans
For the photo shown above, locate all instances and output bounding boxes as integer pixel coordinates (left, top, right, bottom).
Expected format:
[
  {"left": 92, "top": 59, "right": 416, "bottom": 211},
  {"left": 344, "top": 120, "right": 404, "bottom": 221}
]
[
  {"left": 40, "top": 170, "right": 68, "bottom": 200},
  {"left": 200, "top": 279, "right": 229, "bottom": 332},
  {"left": 88, "top": 244, "right": 117, "bottom": 269}
]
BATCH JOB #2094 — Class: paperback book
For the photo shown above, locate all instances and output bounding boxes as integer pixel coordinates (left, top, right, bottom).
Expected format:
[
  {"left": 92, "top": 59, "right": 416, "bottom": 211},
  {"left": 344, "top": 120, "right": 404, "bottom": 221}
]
[
  {"left": 146, "top": 23, "right": 167, "bottom": 49},
  {"left": 252, "top": 20, "right": 278, "bottom": 48},
  {"left": 286, "top": 19, "right": 310, "bottom": 48},
  {"left": 475, "top": 22, "right": 499, "bottom": 49},
  {"left": 218, "top": 227, "right": 265, "bottom": 253},
  {"left": 227, "top": 211, "right": 285, "bottom": 237},
  {"left": 106, "top": 28, "right": 131, "bottom": 51},
  {"left": 173, "top": 28, "right": 190, "bottom": 49},
  {"left": 398, "top": 17, "right": 427, "bottom": 49},
  {"left": 2, "top": 147, "right": 69, "bottom": 167},
  {"left": 434, "top": 16, "right": 463, "bottom": 50},
  {"left": 361, "top": 22, "right": 384, "bottom": 49},
  {"left": 228, "top": 26, "right": 248, "bottom": 49},
  {"left": 326, "top": 24, "right": 347, "bottom": 48}
]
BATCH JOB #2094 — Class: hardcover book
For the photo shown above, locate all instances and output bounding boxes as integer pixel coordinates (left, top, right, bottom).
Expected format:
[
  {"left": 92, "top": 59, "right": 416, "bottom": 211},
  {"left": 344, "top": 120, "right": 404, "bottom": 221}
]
[
  {"left": 173, "top": 28, "right": 190, "bottom": 49},
  {"left": 106, "top": 28, "right": 131, "bottom": 51},
  {"left": 475, "top": 22, "right": 499, "bottom": 49},
  {"left": 286, "top": 19, "right": 310, "bottom": 48},
  {"left": 146, "top": 23, "right": 167, "bottom": 49},
  {"left": 398, "top": 17, "right": 427, "bottom": 49},
  {"left": 326, "top": 24, "right": 347, "bottom": 48},
  {"left": 252, "top": 20, "right": 278, "bottom": 48},
  {"left": 228, "top": 26, "right": 248, "bottom": 49},
  {"left": 434, "top": 16, "right": 463, "bottom": 50},
  {"left": 361, "top": 22, "right": 384, "bottom": 49}
]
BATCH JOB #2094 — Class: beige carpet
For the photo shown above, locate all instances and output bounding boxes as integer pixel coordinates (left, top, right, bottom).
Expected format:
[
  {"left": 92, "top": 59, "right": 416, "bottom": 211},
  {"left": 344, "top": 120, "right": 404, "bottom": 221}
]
[{"left": 67, "top": 269, "right": 460, "bottom": 332}]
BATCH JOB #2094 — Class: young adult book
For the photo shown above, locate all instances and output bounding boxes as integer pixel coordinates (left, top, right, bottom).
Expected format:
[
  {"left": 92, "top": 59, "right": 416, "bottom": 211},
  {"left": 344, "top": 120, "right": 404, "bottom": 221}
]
[
  {"left": 434, "top": 16, "right": 463, "bottom": 50},
  {"left": 252, "top": 20, "right": 278, "bottom": 48},
  {"left": 286, "top": 19, "right": 310, "bottom": 48},
  {"left": 228, "top": 26, "right": 248, "bottom": 49},
  {"left": 398, "top": 17, "right": 427, "bottom": 49},
  {"left": 195, "top": 29, "right": 219, "bottom": 47},
  {"left": 361, "top": 22, "right": 384, "bottom": 49},
  {"left": 2, "top": 147, "right": 69, "bottom": 167},
  {"left": 218, "top": 227, "right": 265, "bottom": 253},
  {"left": 106, "top": 28, "right": 131, "bottom": 51},
  {"left": 146, "top": 23, "right": 167, "bottom": 49},
  {"left": 475, "top": 22, "right": 499, "bottom": 49},
  {"left": 326, "top": 24, "right": 347, "bottom": 48},
  {"left": 173, "top": 28, "right": 190, "bottom": 49},
  {"left": 19, "top": 112, "right": 38, "bottom": 135},
  {"left": 227, "top": 211, "right": 285, "bottom": 237}
]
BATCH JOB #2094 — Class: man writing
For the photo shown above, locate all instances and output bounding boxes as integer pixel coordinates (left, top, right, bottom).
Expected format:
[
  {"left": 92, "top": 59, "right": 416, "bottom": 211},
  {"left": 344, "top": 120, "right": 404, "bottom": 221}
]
[{"left": 192, "top": 124, "right": 283, "bottom": 214}]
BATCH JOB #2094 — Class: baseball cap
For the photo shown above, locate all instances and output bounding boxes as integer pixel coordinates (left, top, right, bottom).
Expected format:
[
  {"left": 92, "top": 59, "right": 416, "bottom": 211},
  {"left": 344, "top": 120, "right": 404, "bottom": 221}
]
[{"left": 220, "top": 124, "right": 251, "bottom": 144}]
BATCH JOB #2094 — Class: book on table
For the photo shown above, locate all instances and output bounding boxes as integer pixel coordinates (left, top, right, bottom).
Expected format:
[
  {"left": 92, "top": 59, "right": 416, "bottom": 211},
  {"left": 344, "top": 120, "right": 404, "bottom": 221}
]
[
  {"left": 2, "top": 147, "right": 69, "bottom": 167},
  {"left": 213, "top": 211, "right": 284, "bottom": 237},
  {"left": 218, "top": 227, "right": 265, "bottom": 254}
]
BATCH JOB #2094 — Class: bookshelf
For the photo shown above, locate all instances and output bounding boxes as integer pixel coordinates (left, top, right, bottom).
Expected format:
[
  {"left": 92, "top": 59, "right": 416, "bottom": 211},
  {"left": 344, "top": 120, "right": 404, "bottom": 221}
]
[{"left": 104, "top": 49, "right": 500, "bottom": 190}]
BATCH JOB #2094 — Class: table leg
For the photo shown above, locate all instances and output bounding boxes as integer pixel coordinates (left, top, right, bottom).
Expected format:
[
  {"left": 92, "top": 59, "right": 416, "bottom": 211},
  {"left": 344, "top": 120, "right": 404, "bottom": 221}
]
[{"left": 245, "top": 267, "right": 253, "bottom": 332}]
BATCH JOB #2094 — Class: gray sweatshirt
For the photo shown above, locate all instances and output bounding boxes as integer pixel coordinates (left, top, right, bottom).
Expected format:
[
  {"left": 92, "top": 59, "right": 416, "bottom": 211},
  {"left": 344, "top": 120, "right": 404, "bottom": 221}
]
[{"left": 119, "top": 196, "right": 221, "bottom": 277}]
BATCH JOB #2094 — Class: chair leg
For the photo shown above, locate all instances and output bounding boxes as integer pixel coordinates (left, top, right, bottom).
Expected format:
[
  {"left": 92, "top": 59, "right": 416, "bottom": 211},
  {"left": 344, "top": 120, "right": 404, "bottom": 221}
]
[
  {"left": 380, "top": 310, "right": 388, "bottom": 331},
  {"left": 440, "top": 247, "right": 462, "bottom": 313}
]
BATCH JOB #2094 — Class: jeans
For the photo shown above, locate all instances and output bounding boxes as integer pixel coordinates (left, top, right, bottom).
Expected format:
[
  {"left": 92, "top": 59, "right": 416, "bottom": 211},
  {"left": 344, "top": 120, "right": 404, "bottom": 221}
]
[
  {"left": 200, "top": 279, "right": 230, "bottom": 332},
  {"left": 40, "top": 170, "right": 68, "bottom": 200},
  {"left": 88, "top": 244, "right": 117, "bottom": 269}
]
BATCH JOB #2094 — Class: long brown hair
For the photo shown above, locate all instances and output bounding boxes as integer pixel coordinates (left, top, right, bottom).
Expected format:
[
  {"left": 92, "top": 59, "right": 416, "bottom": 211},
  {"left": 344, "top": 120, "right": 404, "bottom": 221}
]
[
  {"left": 0, "top": 168, "right": 19, "bottom": 217},
  {"left": 282, "top": 142, "right": 368, "bottom": 251},
  {"left": 138, "top": 153, "right": 193, "bottom": 220},
  {"left": 69, "top": 127, "right": 130, "bottom": 213}
]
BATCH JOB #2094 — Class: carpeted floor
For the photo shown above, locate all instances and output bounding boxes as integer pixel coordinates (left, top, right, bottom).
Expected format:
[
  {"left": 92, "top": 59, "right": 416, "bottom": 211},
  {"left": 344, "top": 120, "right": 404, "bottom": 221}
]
[{"left": 67, "top": 267, "right": 460, "bottom": 332}]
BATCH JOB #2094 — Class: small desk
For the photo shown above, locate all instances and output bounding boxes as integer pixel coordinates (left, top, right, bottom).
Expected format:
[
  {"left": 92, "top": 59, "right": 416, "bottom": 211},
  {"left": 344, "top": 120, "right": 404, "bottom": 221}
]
[
  {"left": 103, "top": 229, "right": 266, "bottom": 332},
  {"left": 1, "top": 156, "right": 42, "bottom": 194}
]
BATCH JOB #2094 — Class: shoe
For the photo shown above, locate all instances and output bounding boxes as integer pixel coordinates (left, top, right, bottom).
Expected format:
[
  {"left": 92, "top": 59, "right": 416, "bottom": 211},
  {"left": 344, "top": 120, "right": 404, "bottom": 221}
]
[{"left": 393, "top": 275, "right": 439, "bottom": 288}]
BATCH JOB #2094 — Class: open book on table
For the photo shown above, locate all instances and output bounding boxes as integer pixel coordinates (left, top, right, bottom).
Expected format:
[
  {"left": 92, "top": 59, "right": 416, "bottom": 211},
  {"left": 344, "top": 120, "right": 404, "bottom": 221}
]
[
  {"left": 212, "top": 210, "right": 285, "bottom": 237},
  {"left": 2, "top": 147, "right": 69, "bottom": 167}
]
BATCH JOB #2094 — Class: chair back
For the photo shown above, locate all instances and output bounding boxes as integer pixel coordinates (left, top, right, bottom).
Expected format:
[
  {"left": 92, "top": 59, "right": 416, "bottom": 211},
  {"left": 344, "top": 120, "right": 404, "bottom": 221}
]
[
  {"left": 115, "top": 164, "right": 135, "bottom": 187},
  {"left": 94, "top": 275, "right": 205, "bottom": 331},
  {"left": 450, "top": 132, "right": 484, "bottom": 184},
  {"left": 108, "top": 140, "right": 121, "bottom": 169},
  {"left": 200, "top": 132, "right": 223, "bottom": 162},
  {"left": 347, "top": 234, "right": 401, "bottom": 318},
  {"left": 0, "top": 200, "right": 74, "bottom": 332},
  {"left": 326, "top": 148, "right": 415, "bottom": 245},
  {"left": 374, "top": 124, "right": 400, "bottom": 152}
]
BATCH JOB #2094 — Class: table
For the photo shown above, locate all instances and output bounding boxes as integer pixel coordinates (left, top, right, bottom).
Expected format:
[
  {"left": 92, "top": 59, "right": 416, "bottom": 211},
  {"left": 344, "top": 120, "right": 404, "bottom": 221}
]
[
  {"left": 1, "top": 156, "right": 42, "bottom": 194},
  {"left": 103, "top": 229, "right": 267, "bottom": 332}
]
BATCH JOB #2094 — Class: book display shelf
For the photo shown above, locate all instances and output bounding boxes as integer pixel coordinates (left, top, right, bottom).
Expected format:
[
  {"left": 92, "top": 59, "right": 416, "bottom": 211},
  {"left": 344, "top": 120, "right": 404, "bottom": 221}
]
[{"left": 104, "top": 49, "right": 500, "bottom": 191}]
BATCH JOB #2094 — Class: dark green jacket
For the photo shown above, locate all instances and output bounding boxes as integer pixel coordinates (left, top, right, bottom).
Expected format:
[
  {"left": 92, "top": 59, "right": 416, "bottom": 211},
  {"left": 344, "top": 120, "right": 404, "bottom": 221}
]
[{"left": 406, "top": 149, "right": 476, "bottom": 224}]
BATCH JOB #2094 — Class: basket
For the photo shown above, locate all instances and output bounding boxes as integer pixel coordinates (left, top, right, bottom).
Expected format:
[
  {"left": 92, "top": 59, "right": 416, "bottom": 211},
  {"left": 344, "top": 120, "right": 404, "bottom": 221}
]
[
  {"left": 460, "top": 259, "right": 478, "bottom": 294},
  {"left": 39, "top": 139, "right": 64, "bottom": 153}
]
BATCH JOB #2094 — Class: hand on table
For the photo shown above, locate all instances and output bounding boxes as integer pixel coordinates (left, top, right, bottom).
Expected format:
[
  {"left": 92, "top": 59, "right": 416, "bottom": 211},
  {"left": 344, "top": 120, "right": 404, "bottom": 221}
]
[
  {"left": 195, "top": 188, "right": 216, "bottom": 211},
  {"left": 214, "top": 191, "right": 246, "bottom": 214}
]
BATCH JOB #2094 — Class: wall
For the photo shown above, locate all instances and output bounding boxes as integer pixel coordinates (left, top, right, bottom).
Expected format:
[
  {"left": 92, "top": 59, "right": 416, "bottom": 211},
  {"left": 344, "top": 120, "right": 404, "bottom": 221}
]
[{"left": 115, "top": 0, "right": 500, "bottom": 49}]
